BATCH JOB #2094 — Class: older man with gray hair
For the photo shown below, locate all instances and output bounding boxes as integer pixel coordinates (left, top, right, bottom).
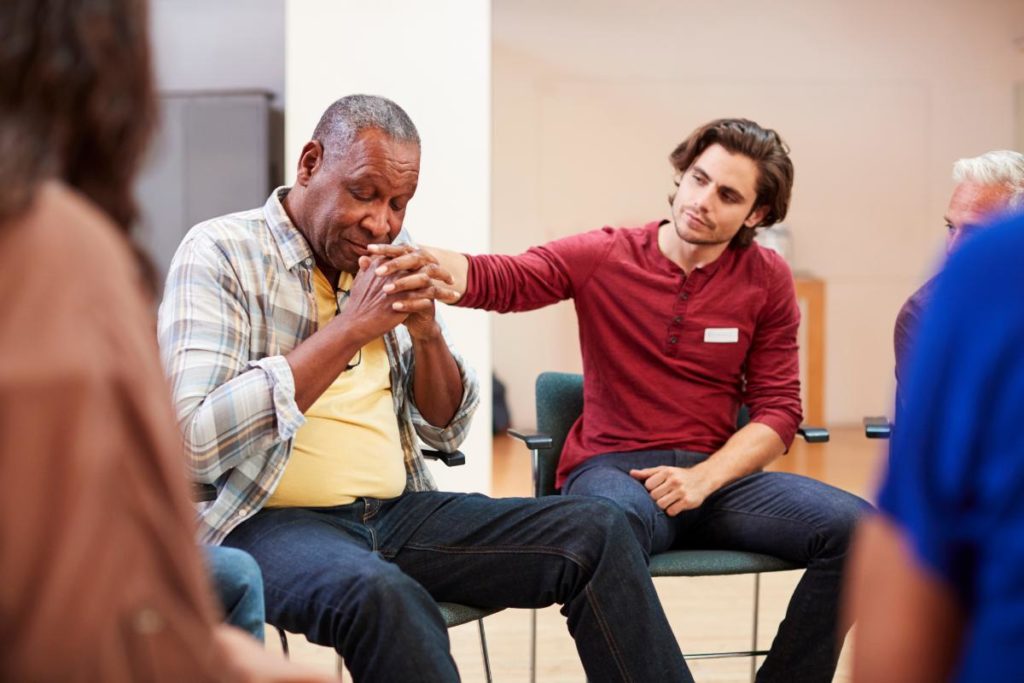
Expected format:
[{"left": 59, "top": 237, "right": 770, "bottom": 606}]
[
  {"left": 158, "top": 94, "right": 688, "bottom": 683},
  {"left": 894, "top": 149, "right": 1024, "bottom": 406}
]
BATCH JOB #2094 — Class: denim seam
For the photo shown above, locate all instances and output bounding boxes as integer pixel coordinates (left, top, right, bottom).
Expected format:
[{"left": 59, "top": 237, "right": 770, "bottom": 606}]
[
  {"left": 401, "top": 543, "right": 593, "bottom": 573},
  {"left": 402, "top": 543, "right": 636, "bottom": 680},
  {"left": 583, "top": 583, "right": 633, "bottom": 683},
  {"left": 692, "top": 506, "right": 827, "bottom": 550}
]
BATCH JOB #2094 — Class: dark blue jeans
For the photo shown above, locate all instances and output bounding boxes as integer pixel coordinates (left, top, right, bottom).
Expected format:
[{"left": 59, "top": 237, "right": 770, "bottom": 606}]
[
  {"left": 224, "top": 492, "right": 688, "bottom": 683},
  {"left": 563, "top": 450, "right": 870, "bottom": 683}
]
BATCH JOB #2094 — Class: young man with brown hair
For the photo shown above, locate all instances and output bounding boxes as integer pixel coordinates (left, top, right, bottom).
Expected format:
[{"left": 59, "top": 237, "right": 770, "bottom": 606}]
[{"left": 381, "top": 118, "right": 869, "bottom": 682}]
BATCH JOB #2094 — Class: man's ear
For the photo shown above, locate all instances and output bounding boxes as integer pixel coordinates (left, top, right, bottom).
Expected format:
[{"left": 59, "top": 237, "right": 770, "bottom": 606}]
[
  {"left": 744, "top": 205, "right": 770, "bottom": 228},
  {"left": 295, "top": 141, "right": 325, "bottom": 187}
]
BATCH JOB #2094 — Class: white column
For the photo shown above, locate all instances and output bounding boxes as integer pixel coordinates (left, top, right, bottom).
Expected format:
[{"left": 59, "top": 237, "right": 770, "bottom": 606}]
[{"left": 286, "top": 0, "right": 493, "bottom": 493}]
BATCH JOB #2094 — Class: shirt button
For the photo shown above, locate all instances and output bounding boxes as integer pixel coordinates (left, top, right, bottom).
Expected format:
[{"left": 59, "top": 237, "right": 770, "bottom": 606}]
[
  {"left": 304, "top": 258, "right": 313, "bottom": 266},
  {"left": 672, "top": 316, "right": 682, "bottom": 325},
  {"left": 237, "top": 509, "right": 248, "bottom": 518},
  {"left": 669, "top": 336, "right": 678, "bottom": 344},
  {"left": 678, "top": 292, "right": 688, "bottom": 300}
]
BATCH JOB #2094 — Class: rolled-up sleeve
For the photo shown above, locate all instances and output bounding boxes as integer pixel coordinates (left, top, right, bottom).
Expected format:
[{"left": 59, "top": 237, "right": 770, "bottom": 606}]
[{"left": 158, "top": 234, "right": 304, "bottom": 482}]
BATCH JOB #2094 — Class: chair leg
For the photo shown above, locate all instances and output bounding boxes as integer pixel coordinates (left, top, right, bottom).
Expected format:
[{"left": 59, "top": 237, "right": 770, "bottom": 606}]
[
  {"left": 478, "top": 618, "right": 494, "bottom": 683},
  {"left": 530, "top": 607, "right": 537, "bottom": 683},
  {"left": 276, "top": 626, "right": 289, "bottom": 658},
  {"left": 750, "top": 572, "right": 761, "bottom": 683}
]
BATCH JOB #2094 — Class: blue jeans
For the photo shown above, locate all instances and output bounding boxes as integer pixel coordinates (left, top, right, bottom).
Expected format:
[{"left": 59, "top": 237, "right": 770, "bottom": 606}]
[
  {"left": 204, "top": 545, "right": 266, "bottom": 641},
  {"left": 563, "top": 450, "right": 870, "bottom": 683},
  {"left": 224, "top": 492, "right": 688, "bottom": 682}
]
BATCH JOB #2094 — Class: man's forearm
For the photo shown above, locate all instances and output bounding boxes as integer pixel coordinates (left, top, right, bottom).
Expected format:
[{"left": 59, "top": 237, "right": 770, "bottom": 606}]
[
  {"left": 694, "top": 422, "right": 786, "bottom": 493},
  {"left": 286, "top": 322, "right": 365, "bottom": 414},
  {"left": 410, "top": 324, "right": 463, "bottom": 427}
]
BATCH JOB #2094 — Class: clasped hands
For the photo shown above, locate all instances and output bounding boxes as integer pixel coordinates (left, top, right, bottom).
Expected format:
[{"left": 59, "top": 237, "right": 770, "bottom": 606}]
[{"left": 346, "top": 243, "right": 459, "bottom": 341}]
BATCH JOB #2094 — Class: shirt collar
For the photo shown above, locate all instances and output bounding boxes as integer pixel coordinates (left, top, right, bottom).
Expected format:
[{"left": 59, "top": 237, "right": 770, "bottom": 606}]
[
  {"left": 650, "top": 219, "right": 739, "bottom": 278},
  {"left": 263, "top": 186, "right": 315, "bottom": 271}
]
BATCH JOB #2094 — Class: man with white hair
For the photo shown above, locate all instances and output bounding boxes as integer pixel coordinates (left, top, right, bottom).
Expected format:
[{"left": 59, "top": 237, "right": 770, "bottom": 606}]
[{"left": 893, "top": 150, "right": 1024, "bottom": 406}]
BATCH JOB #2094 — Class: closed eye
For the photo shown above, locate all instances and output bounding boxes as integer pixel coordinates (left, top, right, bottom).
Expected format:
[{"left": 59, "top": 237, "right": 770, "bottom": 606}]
[{"left": 349, "top": 186, "right": 374, "bottom": 202}]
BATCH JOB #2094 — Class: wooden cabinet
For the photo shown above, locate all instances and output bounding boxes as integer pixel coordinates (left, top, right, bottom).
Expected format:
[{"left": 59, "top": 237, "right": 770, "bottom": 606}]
[{"left": 795, "top": 275, "right": 825, "bottom": 425}]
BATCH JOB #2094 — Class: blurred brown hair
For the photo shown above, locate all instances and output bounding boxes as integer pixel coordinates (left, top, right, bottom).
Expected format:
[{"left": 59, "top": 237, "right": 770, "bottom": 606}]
[
  {"left": 0, "top": 0, "right": 157, "bottom": 232},
  {"left": 668, "top": 118, "right": 794, "bottom": 248}
]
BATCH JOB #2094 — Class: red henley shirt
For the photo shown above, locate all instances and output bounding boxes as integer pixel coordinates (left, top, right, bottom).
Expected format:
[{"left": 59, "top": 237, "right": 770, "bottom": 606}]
[{"left": 461, "top": 221, "right": 803, "bottom": 488}]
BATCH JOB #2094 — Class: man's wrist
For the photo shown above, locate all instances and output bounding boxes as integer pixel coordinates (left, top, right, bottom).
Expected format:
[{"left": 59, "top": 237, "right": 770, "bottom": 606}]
[
  {"left": 691, "top": 460, "right": 724, "bottom": 497},
  {"left": 409, "top": 320, "right": 443, "bottom": 343}
]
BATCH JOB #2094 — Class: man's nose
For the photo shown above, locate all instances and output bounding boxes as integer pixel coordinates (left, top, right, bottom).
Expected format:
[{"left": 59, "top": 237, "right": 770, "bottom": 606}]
[
  {"left": 693, "top": 185, "right": 715, "bottom": 212},
  {"left": 363, "top": 206, "right": 392, "bottom": 238}
]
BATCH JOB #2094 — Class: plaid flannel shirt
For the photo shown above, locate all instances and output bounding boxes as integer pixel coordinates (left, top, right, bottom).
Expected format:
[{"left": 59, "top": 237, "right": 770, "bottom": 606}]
[{"left": 157, "top": 188, "right": 479, "bottom": 545}]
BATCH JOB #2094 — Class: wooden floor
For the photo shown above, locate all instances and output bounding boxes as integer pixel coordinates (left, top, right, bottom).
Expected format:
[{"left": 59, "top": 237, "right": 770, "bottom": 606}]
[{"left": 271, "top": 427, "right": 887, "bottom": 682}]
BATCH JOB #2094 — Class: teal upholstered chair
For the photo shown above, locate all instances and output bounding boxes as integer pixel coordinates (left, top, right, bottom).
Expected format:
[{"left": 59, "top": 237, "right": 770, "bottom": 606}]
[{"left": 510, "top": 372, "right": 829, "bottom": 683}]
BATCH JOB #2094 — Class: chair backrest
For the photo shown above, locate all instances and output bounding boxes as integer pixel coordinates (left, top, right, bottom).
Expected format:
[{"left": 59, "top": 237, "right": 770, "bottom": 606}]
[
  {"left": 534, "top": 371, "right": 754, "bottom": 497},
  {"left": 535, "top": 372, "right": 585, "bottom": 497}
]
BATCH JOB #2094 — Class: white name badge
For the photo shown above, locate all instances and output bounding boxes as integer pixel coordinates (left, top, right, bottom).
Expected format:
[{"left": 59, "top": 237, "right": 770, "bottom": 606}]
[{"left": 704, "top": 327, "right": 739, "bottom": 343}]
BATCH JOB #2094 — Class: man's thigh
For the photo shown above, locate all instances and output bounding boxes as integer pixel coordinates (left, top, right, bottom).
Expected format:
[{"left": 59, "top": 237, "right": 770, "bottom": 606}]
[
  {"left": 684, "top": 471, "right": 868, "bottom": 563},
  {"left": 380, "top": 491, "right": 635, "bottom": 607},
  {"left": 223, "top": 506, "right": 418, "bottom": 631},
  {"left": 561, "top": 451, "right": 682, "bottom": 554}
]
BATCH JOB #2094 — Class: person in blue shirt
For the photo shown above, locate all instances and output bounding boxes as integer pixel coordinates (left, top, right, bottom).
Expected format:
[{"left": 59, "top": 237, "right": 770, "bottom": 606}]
[{"left": 847, "top": 209, "right": 1024, "bottom": 682}]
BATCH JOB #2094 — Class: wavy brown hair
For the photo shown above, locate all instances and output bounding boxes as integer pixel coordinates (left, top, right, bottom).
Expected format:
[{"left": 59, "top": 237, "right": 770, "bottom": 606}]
[
  {"left": 0, "top": 0, "right": 157, "bottom": 232},
  {"left": 668, "top": 118, "right": 794, "bottom": 248}
]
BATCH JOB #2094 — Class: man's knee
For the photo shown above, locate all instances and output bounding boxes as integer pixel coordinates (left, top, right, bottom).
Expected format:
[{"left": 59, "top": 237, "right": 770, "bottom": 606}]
[
  {"left": 559, "top": 496, "right": 641, "bottom": 555},
  {"left": 817, "top": 491, "right": 873, "bottom": 556},
  {"left": 334, "top": 562, "right": 442, "bottom": 634},
  {"left": 291, "top": 561, "right": 437, "bottom": 642},
  {"left": 207, "top": 546, "right": 264, "bottom": 599},
  {"left": 563, "top": 485, "right": 658, "bottom": 555}
]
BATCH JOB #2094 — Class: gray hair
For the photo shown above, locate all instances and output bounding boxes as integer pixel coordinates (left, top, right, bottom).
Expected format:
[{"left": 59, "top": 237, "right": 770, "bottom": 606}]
[
  {"left": 952, "top": 150, "right": 1024, "bottom": 210},
  {"left": 312, "top": 94, "right": 420, "bottom": 159}
]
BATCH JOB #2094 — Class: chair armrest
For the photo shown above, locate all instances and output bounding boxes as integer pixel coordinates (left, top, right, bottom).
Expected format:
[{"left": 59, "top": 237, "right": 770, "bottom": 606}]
[
  {"left": 507, "top": 428, "right": 553, "bottom": 450},
  {"left": 422, "top": 449, "right": 466, "bottom": 467},
  {"left": 193, "top": 483, "right": 218, "bottom": 503},
  {"left": 796, "top": 426, "right": 830, "bottom": 443},
  {"left": 863, "top": 416, "right": 892, "bottom": 440}
]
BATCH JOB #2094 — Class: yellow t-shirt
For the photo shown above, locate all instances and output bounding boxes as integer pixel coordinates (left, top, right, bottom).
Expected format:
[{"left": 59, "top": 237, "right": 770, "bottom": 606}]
[{"left": 265, "top": 268, "right": 406, "bottom": 508}]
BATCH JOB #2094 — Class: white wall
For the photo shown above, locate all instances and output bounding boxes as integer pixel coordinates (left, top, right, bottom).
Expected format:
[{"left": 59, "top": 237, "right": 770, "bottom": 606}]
[
  {"left": 491, "top": 0, "right": 1024, "bottom": 427},
  {"left": 286, "top": 0, "right": 493, "bottom": 493},
  {"left": 150, "top": 0, "right": 285, "bottom": 104}
]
